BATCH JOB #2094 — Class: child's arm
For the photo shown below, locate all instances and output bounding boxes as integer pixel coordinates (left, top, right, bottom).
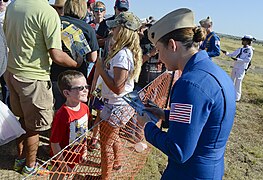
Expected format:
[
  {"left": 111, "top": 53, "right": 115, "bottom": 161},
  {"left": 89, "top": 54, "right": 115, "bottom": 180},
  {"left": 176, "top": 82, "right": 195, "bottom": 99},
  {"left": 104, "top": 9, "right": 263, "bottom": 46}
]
[
  {"left": 51, "top": 142, "right": 72, "bottom": 172},
  {"left": 90, "top": 68, "right": 100, "bottom": 94}
]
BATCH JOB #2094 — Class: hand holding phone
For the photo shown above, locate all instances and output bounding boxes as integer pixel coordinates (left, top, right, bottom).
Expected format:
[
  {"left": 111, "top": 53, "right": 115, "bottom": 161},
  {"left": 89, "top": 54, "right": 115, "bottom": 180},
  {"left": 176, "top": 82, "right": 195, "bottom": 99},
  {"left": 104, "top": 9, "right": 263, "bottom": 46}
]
[{"left": 145, "top": 100, "right": 159, "bottom": 108}]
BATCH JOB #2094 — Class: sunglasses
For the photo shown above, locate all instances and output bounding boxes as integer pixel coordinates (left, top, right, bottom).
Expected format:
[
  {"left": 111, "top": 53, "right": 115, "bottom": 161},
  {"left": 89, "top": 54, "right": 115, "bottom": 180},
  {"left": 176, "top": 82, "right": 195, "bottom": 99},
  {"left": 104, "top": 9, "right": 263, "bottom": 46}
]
[
  {"left": 0, "top": 0, "right": 9, "bottom": 2},
  {"left": 70, "top": 85, "right": 90, "bottom": 91},
  {"left": 94, "top": 7, "right": 105, "bottom": 13}
]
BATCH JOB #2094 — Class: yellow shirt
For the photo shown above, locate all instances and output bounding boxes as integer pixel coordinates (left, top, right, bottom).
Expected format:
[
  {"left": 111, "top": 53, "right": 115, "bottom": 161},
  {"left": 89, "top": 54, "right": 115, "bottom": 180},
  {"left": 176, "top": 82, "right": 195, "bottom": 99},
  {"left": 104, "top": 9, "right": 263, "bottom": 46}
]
[{"left": 4, "top": 0, "right": 62, "bottom": 80}]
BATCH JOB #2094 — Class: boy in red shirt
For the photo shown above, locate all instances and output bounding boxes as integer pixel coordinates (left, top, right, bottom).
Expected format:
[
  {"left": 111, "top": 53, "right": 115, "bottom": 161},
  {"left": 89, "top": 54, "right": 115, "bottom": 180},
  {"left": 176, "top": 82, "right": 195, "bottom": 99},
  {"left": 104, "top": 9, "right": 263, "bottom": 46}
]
[{"left": 50, "top": 70, "right": 90, "bottom": 172}]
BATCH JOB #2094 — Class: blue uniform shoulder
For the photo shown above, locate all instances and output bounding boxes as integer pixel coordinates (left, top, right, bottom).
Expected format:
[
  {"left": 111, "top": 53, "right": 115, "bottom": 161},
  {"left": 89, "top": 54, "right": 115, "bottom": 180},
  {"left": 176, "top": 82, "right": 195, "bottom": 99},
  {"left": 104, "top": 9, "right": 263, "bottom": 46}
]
[
  {"left": 180, "top": 58, "right": 234, "bottom": 100},
  {"left": 211, "top": 32, "right": 220, "bottom": 41}
]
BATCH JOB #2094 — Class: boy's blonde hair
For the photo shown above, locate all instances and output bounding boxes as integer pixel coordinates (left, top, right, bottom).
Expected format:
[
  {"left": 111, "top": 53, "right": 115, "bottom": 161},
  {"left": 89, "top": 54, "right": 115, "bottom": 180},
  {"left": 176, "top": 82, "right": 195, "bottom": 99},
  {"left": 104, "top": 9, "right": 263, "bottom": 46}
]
[{"left": 105, "top": 27, "right": 142, "bottom": 82}]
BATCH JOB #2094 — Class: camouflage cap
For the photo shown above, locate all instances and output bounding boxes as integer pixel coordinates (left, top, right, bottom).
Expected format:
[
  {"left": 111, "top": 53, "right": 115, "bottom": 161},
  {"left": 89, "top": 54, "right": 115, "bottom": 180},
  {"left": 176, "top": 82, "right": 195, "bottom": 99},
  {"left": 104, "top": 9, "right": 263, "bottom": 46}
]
[
  {"left": 148, "top": 8, "right": 195, "bottom": 44},
  {"left": 106, "top": 12, "right": 142, "bottom": 31}
]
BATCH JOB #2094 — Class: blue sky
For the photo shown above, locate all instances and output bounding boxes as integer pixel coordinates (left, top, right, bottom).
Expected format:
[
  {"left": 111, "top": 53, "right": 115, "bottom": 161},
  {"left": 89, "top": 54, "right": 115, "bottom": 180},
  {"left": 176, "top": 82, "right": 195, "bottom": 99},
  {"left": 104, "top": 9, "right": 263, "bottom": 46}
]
[{"left": 49, "top": 0, "right": 263, "bottom": 40}]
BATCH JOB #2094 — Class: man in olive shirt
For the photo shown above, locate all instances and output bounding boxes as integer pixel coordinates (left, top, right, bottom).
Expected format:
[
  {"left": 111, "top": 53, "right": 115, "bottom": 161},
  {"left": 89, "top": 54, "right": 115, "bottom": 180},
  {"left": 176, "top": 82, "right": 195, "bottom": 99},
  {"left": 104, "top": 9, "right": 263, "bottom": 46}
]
[{"left": 3, "top": 0, "right": 81, "bottom": 175}]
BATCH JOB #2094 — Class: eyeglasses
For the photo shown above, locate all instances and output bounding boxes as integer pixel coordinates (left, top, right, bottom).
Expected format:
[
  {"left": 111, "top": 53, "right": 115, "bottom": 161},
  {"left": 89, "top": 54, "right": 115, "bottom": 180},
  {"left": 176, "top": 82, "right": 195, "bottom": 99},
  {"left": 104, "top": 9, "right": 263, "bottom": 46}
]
[
  {"left": 94, "top": 7, "right": 105, "bottom": 13},
  {"left": 0, "top": 0, "right": 9, "bottom": 2},
  {"left": 70, "top": 85, "right": 90, "bottom": 91}
]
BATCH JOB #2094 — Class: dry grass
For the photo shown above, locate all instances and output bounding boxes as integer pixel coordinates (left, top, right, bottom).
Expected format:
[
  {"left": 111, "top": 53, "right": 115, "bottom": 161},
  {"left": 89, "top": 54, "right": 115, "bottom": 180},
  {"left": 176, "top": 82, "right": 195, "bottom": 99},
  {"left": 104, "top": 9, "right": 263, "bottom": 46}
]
[
  {"left": 136, "top": 37, "right": 263, "bottom": 179},
  {"left": 0, "top": 37, "right": 262, "bottom": 180}
]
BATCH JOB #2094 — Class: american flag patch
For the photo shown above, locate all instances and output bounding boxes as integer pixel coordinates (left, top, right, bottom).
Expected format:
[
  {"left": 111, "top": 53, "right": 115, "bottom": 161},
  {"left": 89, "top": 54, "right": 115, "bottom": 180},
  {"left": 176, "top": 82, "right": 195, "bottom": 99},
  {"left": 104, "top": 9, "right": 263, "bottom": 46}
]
[{"left": 169, "top": 103, "right": 193, "bottom": 124}]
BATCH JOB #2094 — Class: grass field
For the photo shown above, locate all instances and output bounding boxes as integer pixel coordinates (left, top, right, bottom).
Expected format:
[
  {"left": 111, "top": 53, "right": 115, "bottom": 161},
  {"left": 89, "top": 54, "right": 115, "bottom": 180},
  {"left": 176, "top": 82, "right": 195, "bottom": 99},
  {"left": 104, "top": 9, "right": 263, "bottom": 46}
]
[
  {"left": 0, "top": 37, "right": 262, "bottom": 179},
  {"left": 136, "top": 37, "right": 263, "bottom": 180}
]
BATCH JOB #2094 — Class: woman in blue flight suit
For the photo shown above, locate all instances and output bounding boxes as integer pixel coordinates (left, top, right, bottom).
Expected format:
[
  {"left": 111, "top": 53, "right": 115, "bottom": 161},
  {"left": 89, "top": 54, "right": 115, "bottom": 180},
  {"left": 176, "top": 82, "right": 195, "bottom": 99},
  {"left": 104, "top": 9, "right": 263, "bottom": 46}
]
[
  {"left": 199, "top": 16, "right": 221, "bottom": 60},
  {"left": 137, "top": 8, "right": 236, "bottom": 180}
]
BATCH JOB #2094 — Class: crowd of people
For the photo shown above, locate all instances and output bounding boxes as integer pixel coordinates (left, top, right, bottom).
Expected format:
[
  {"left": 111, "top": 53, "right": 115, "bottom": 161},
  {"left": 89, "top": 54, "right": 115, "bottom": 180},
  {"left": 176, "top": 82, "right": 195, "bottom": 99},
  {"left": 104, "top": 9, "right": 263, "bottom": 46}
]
[{"left": 0, "top": 0, "right": 256, "bottom": 179}]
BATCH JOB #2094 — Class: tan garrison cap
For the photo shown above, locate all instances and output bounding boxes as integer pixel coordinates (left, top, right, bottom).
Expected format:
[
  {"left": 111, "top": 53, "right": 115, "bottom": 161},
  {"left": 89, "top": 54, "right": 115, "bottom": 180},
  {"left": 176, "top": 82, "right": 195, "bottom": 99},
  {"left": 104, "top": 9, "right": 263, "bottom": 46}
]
[{"left": 148, "top": 8, "right": 195, "bottom": 44}]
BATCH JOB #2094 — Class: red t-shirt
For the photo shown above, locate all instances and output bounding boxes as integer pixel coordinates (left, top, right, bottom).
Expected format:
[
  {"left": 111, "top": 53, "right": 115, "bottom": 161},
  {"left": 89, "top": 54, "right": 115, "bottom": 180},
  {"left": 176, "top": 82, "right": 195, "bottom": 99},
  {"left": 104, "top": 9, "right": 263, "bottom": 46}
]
[{"left": 50, "top": 102, "right": 90, "bottom": 168}]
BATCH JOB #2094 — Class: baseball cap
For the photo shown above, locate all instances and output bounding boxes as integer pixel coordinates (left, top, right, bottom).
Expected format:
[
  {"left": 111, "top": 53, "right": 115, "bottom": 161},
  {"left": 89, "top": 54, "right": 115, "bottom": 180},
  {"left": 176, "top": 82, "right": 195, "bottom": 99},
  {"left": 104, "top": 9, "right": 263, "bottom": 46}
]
[
  {"left": 242, "top": 35, "right": 256, "bottom": 41},
  {"left": 148, "top": 8, "right": 195, "bottom": 44},
  {"left": 115, "top": 0, "right": 129, "bottom": 11},
  {"left": 106, "top": 12, "right": 141, "bottom": 31},
  {"left": 88, "top": 0, "right": 96, "bottom": 3}
]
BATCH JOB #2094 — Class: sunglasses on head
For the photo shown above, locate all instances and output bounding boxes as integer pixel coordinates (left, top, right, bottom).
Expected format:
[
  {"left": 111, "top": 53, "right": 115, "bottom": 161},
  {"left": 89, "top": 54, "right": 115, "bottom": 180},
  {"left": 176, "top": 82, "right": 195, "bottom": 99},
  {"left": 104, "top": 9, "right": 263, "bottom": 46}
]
[
  {"left": 70, "top": 85, "right": 90, "bottom": 91},
  {"left": 94, "top": 7, "right": 105, "bottom": 13},
  {"left": 0, "top": 0, "right": 9, "bottom": 2}
]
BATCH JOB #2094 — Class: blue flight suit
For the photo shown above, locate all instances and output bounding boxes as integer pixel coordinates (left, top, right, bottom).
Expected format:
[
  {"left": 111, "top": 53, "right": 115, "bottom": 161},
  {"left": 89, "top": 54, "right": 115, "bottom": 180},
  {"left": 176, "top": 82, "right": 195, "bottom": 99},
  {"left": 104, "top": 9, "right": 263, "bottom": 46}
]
[
  {"left": 200, "top": 31, "right": 220, "bottom": 59},
  {"left": 144, "top": 50, "right": 236, "bottom": 179}
]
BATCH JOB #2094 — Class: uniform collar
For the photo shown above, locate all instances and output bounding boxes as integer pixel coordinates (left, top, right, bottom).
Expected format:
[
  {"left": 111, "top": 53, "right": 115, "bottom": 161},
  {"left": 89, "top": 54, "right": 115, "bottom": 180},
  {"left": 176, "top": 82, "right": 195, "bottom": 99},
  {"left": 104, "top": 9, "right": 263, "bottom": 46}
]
[
  {"left": 182, "top": 50, "right": 209, "bottom": 74},
  {"left": 207, "top": 31, "right": 215, "bottom": 36}
]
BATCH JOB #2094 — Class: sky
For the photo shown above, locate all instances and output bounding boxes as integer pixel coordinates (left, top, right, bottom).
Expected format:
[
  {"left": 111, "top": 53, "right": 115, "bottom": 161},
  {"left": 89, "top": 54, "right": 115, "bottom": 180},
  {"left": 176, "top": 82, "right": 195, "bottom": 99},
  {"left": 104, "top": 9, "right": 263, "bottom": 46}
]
[{"left": 49, "top": 0, "right": 263, "bottom": 40}]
